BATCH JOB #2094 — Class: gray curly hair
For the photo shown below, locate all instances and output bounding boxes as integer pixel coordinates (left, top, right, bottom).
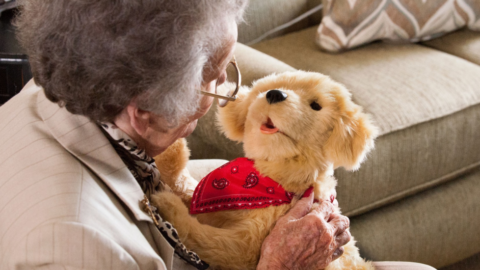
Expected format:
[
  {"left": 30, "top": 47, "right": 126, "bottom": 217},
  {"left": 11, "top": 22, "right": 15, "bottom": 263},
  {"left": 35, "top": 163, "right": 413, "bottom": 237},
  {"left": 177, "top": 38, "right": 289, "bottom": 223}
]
[{"left": 16, "top": 0, "right": 247, "bottom": 124}]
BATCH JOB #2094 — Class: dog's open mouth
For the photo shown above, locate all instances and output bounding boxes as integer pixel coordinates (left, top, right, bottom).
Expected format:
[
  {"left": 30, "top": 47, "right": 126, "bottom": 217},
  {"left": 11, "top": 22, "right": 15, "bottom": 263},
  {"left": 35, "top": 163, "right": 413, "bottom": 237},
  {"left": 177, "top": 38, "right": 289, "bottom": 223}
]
[{"left": 260, "top": 117, "right": 279, "bottom": 134}]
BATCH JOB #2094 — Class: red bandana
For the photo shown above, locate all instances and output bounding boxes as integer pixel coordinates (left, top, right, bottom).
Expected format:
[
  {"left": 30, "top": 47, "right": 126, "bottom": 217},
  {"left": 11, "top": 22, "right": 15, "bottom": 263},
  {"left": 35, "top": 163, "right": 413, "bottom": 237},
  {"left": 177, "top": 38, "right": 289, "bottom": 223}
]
[{"left": 190, "top": 158, "right": 317, "bottom": 215}]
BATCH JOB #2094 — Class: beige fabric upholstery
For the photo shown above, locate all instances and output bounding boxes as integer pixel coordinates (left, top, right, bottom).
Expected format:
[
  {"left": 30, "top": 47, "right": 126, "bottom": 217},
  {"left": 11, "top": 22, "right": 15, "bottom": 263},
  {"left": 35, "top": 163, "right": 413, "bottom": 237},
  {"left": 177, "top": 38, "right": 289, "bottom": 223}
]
[
  {"left": 307, "top": 0, "right": 324, "bottom": 26},
  {"left": 422, "top": 29, "right": 480, "bottom": 65},
  {"left": 351, "top": 167, "right": 480, "bottom": 269},
  {"left": 440, "top": 253, "right": 480, "bottom": 270},
  {"left": 187, "top": 159, "right": 228, "bottom": 181},
  {"left": 336, "top": 103, "right": 480, "bottom": 216},
  {"left": 373, "top": 262, "right": 436, "bottom": 270},
  {"left": 237, "top": 0, "right": 310, "bottom": 44},
  {"left": 234, "top": 43, "right": 296, "bottom": 87}
]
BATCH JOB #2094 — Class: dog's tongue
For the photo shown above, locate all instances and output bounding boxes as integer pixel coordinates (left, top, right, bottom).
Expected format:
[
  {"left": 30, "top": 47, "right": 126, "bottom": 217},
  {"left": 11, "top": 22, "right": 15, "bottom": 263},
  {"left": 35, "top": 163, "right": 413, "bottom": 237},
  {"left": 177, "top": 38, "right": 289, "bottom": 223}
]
[{"left": 260, "top": 118, "right": 279, "bottom": 134}]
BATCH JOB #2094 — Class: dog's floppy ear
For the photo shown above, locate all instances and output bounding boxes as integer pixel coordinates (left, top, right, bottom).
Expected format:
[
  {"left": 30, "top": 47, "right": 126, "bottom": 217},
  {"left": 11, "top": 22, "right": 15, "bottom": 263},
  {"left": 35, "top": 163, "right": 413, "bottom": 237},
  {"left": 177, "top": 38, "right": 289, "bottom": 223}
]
[
  {"left": 216, "top": 85, "right": 251, "bottom": 142},
  {"left": 325, "top": 91, "right": 378, "bottom": 171}
]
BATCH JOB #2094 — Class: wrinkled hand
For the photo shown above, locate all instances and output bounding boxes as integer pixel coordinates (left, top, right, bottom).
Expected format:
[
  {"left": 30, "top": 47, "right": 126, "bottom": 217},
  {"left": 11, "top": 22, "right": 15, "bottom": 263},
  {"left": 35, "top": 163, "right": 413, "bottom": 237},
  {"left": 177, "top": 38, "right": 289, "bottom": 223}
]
[{"left": 257, "top": 193, "right": 350, "bottom": 270}]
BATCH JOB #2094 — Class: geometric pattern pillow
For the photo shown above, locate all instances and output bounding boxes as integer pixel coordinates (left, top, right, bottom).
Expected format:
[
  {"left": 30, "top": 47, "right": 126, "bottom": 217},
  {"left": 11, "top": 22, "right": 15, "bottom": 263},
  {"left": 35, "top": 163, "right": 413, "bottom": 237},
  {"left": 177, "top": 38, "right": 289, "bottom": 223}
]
[{"left": 316, "top": 0, "right": 480, "bottom": 52}]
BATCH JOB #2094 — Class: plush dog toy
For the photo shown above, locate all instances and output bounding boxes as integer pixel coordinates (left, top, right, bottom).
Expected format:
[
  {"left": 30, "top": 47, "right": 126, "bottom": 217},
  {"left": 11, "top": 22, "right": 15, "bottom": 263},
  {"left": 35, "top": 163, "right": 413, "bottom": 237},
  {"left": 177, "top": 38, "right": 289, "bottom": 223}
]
[{"left": 153, "top": 71, "right": 378, "bottom": 270}]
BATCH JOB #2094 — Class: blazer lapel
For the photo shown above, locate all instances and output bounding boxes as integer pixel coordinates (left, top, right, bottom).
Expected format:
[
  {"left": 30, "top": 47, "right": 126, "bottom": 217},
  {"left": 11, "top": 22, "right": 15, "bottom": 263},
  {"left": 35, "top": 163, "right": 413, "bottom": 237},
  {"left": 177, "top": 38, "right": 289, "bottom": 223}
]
[{"left": 35, "top": 85, "right": 152, "bottom": 223}]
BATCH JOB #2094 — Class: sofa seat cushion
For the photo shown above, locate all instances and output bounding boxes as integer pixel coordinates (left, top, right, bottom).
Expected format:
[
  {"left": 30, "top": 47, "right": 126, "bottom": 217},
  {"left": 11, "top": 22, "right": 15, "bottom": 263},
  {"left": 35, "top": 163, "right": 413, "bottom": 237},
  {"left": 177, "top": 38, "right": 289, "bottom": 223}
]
[
  {"left": 249, "top": 26, "right": 480, "bottom": 215},
  {"left": 187, "top": 159, "right": 229, "bottom": 182},
  {"left": 350, "top": 167, "right": 480, "bottom": 268},
  {"left": 422, "top": 29, "right": 480, "bottom": 66}
]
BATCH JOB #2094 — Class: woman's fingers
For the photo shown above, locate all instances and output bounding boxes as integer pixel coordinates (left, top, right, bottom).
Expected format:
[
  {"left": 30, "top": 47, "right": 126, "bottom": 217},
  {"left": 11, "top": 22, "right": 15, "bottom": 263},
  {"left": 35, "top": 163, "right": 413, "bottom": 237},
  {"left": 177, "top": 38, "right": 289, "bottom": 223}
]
[
  {"left": 309, "top": 203, "right": 351, "bottom": 262},
  {"left": 259, "top": 198, "right": 352, "bottom": 270},
  {"left": 328, "top": 212, "right": 350, "bottom": 236},
  {"left": 331, "top": 214, "right": 351, "bottom": 262},
  {"left": 335, "top": 230, "right": 351, "bottom": 247},
  {"left": 307, "top": 200, "right": 335, "bottom": 221},
  {"left": 332, "top": 247, "right": 344, "bottom": 261},
  {"left": 283, "top": 192, "right": 314, "bottom": 221},
  {"left": 332, "top": 199, "right": 339, "bottom": 207}
]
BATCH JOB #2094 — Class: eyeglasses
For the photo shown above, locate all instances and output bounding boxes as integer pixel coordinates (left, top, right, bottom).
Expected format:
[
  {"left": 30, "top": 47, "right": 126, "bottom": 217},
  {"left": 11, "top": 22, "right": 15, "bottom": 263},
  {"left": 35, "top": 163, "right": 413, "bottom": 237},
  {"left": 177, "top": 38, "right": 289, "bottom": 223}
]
[{"left": 200, "top": 56, "right": 241, "bottom": 107}]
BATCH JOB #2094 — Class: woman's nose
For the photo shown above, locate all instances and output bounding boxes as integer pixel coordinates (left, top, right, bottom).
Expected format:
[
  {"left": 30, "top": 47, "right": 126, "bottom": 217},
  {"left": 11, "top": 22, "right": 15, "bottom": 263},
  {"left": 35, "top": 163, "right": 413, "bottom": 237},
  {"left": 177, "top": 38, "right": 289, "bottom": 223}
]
[{"left": 266, "top": 89, "right": 288, "bottom": 104}]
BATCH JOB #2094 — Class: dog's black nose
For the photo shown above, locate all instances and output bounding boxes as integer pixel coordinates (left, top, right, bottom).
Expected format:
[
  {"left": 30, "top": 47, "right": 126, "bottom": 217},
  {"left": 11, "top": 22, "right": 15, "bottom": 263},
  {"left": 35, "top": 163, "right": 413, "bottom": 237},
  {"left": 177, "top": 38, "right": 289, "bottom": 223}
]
[{"left": 266, "top": 89, "right": 287, "bottom": 104}]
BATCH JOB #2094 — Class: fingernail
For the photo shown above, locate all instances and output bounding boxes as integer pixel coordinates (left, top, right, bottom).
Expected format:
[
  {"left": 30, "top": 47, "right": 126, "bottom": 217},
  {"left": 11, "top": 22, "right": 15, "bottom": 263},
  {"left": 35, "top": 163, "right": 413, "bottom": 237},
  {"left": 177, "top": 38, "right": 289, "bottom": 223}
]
[{"left": 333, "top": 247, "right": 344, "bottom": 257}]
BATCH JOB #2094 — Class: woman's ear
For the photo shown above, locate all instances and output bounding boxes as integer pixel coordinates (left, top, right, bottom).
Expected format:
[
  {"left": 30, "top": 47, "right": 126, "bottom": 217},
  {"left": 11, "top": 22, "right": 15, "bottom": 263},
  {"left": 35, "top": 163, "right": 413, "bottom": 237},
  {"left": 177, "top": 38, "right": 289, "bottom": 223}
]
[
  {"left": 126, "top": 102, "right": 152, "bottom": 136},
  {"left": 325, "top": 102, "right": 379, "bottom": 171},
  {"left": 216, "top": 85, "right": 251, "bottom": 142}
]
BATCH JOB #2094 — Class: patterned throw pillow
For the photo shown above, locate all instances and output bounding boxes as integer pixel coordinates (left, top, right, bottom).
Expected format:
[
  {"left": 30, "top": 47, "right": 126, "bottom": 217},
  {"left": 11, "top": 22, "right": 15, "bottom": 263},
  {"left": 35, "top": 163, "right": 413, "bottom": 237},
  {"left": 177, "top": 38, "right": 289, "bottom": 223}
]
[{"left": 316, "top": 0, "right": 480, "bottom": 52}]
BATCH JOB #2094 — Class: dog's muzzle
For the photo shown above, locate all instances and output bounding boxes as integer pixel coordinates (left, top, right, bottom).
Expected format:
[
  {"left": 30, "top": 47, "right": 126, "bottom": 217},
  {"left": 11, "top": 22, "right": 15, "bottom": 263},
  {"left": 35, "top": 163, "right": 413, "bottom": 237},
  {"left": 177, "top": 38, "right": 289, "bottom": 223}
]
[{"left": 266, "top": 89, "right": 287, "bottom": 104}]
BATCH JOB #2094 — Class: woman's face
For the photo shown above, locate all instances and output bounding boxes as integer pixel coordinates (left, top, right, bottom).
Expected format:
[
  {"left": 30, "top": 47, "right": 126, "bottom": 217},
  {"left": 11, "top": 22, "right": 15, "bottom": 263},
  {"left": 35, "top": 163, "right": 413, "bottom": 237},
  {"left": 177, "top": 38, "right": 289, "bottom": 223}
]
[
  {"left": 187, "top": 20, "right": 238, "bottom": 133},
  {"left": 135, "top": 20, "right": 238, "bottom": 157}
]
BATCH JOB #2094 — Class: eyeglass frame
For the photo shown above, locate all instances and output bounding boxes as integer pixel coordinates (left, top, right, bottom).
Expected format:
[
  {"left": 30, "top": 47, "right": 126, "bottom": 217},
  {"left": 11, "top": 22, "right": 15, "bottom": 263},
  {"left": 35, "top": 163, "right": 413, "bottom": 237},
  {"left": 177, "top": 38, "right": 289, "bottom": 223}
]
[{"left": 199, "top": 56, "right": 241, "bottom": 107}]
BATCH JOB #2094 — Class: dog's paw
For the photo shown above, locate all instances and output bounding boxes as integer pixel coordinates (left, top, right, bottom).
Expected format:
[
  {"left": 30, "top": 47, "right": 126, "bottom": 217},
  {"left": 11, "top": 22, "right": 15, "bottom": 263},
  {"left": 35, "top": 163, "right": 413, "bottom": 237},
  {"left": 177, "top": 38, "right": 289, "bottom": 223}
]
[{"left": 151, "top": 191, "right": 190, "bottom": 224}]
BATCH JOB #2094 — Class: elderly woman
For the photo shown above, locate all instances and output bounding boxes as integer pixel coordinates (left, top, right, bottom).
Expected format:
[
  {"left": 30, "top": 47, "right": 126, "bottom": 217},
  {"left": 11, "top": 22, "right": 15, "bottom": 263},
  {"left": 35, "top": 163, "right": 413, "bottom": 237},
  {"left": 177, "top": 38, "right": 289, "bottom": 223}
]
[{"left": 0, "top": 0, "right": 436, "bottom": 270}]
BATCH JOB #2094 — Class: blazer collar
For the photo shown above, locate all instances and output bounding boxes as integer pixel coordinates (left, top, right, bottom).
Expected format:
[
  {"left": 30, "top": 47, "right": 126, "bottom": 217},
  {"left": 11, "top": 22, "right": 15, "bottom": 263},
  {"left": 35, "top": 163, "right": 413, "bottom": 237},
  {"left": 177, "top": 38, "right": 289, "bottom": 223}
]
[{"left": 35, "top": 83, "right": 152, "bottom": 223}]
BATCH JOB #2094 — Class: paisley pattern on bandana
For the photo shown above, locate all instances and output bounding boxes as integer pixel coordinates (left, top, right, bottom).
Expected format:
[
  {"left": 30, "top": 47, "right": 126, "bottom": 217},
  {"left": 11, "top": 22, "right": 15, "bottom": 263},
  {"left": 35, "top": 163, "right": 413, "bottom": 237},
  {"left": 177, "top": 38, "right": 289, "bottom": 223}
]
[
  {"left": 190, "top": 158, "right": 317, "bottom": 215},
  {"left": 99, "top": 122, "right": 209, "bottom": 270}
]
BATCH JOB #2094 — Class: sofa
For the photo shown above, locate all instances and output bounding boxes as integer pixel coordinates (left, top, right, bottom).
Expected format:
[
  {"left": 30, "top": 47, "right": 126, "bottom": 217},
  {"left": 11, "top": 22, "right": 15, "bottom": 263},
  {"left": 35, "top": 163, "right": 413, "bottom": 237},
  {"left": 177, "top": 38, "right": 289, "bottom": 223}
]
[{"left": 186, "top": 0, "right": 480, "bottom": 269}]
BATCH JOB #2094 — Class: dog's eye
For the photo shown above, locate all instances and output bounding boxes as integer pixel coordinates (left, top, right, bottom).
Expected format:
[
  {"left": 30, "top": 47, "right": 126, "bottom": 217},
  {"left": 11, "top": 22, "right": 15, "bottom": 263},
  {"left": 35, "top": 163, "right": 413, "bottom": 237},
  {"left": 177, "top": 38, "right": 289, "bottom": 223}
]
[{"left": 310, "top": 101, "right": 322, "bottom": 111}]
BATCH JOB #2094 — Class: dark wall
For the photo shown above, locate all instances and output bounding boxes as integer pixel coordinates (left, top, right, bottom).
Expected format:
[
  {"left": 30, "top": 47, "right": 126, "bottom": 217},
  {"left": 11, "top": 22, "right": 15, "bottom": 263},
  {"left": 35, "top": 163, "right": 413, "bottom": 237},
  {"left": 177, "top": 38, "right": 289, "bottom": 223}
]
[{"left": 0, "top": 7, "right": 32, "bottom": 105}]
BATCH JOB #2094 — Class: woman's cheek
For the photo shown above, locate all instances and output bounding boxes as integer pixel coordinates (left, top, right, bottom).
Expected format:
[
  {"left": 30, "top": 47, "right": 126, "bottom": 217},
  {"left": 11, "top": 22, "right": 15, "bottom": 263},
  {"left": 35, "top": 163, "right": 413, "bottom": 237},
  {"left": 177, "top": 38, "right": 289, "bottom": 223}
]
[
  {"left": 184, "top": 94, "right": 213, "bottom": 126},
  {"left": 185, "top": 120, "right": 198, "bottom": 137},
  {"left": 199, "top": 95, "right": 214, "bottom": 114},
  {"left": 195, "top": 81, "right": 216, "bottom": 118}
]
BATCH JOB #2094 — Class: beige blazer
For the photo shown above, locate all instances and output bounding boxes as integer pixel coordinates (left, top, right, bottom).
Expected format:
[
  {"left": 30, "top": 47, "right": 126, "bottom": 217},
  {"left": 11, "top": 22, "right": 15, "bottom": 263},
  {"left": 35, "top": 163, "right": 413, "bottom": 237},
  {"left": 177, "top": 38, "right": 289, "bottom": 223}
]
[{"left": 0, "top": 80, "right": 206, "bottom": 270}]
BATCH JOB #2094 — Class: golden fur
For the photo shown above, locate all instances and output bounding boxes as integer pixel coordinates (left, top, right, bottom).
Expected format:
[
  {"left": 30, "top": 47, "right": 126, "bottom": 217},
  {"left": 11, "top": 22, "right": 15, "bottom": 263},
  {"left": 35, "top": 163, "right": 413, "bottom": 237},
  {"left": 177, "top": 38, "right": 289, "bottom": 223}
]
[
  {"left": 153, "top": 71, "right": 378, "bottom": 270},
  {"left": 154, "top": 138, "right": 197, "bottom": 206}
]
